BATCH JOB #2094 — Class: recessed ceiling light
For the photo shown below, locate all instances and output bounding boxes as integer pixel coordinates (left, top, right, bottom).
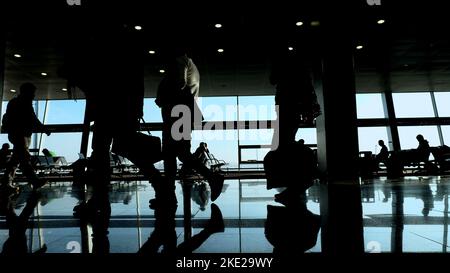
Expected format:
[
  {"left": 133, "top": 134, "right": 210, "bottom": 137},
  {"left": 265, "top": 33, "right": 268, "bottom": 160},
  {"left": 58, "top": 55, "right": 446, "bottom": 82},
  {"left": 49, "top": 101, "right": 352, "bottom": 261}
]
[
  {"left": 41, "top": 72, "right": 48, "bottom": 76},
  {"left": 159, "top": 69, "right": 165, "bottom": 74},
  {"left": 10, "top": 89, "right": 16, "bottom": 93},
  {"left": 217, "top": 48, "right": 224, "bottom": 53},
  {"left": 134, "top": 25, "right": 142, "bottom": 30},
  {"left": 62, "top": 88, "right": 68, "bottom": 91},
  {"left": 14, "top": 54, "right": 21, "bottom": 58},
  {"left": 148, "top": 50, "right": 156, "bottom": 54},
  {"left": 296, "top": 21, "right": 304, "bottom": 26},
  {"left": 288, "top": 47, "right": 294, "bottom": 51},
  {"left": 215, "top": 23, "right": 222, "bottom": 28},
  {"left": 377, "top": 19, "right": 385, "bottom": 24},
  {"left": 356, "top": 45, "right": 363, "bottom": 50}
]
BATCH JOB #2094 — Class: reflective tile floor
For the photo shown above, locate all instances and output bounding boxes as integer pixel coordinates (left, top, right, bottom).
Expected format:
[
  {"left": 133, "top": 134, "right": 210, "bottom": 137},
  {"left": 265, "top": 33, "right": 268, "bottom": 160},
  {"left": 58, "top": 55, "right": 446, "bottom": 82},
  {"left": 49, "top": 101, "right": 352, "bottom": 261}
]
[{"left": 1, "top": 175, "right": 450, "bottom": 253}]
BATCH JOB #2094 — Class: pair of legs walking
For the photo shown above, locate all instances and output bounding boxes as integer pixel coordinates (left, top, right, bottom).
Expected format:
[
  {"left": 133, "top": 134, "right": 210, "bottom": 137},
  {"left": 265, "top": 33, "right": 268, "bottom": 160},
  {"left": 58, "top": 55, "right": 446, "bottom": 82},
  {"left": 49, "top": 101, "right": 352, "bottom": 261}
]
[{"left": 1, "top": 135, "right": 45, "bottom": 194}]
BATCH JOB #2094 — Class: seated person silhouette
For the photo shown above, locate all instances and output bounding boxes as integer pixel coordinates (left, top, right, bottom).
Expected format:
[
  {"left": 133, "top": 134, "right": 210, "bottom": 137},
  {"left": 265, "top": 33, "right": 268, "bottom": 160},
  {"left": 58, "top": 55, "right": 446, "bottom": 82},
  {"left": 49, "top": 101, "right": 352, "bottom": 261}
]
[
  {"left": 0, "top": 143, "right": 11, "bottom": 169},
  {"left": 375, "top": 140, "right": 389, "bottom": 168},
  {"left": 416, "top": 134, "right": 431, "bottom": 163},
  {"left": 193, "top": 142, "right": 211, "bottom": 166},
  {"left": 42, "top": 148, "right": 56, "bottom": 158}
]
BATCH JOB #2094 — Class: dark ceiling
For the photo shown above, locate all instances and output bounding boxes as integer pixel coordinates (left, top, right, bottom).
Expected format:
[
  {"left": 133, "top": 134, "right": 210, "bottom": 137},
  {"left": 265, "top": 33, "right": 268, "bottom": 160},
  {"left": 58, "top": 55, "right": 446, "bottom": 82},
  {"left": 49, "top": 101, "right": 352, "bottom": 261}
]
[{"left": 2, "top": 0, "right": 450, "bottom": 100}]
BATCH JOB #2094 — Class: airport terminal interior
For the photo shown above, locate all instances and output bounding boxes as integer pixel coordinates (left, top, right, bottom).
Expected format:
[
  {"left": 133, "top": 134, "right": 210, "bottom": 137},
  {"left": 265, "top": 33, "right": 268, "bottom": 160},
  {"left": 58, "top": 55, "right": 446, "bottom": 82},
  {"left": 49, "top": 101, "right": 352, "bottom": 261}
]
[{"left": 1, "top": 1, "right": 450, "bottom": 254}]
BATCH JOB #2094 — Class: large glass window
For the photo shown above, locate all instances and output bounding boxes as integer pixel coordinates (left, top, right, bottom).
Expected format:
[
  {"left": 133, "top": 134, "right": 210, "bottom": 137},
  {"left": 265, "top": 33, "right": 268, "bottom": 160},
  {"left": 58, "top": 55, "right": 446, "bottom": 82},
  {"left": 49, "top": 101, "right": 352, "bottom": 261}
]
[
  {"left": 434, "top": 92, "right": 450, "bottom": 117},
  {"left": 44, "top": 100, "right": 86, "bottom": 124},
  {"left": 198, "top": 96, "right": 237, "bottom": 121},
  {"left": 238, "top": 96, "right": 276, "bottom": 121},
  {"left": 143, "top": 98, "right": 162, "bottom": 122},
  {"left": 192, "top": 130, "right": 238, "bottom": 168},
  {"left": 393, "top": 92, "right": 435, "bottom": 118},
  {"left": 442, "top": 126, "right": 450, "bottom": 146},
  {"left": 398, "top": 126, "right": 441, "bottom": 149},
  {"left": 296, "top": 128, "right": 317, "bottom": 144},
  {"left": 356, "top": 93, "right": 386, "bottom": 119},
  {"left": 40, "top": 133, "right": 82, "bottom": 163},
  {"left": 358, "top": 127, "right": 390, "bottom": 154}
]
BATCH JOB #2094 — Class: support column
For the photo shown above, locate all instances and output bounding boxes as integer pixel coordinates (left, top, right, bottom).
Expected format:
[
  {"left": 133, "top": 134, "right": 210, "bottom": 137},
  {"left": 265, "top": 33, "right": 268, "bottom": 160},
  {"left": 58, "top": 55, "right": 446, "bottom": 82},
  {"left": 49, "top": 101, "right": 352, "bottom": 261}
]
[
  {"left": 315, "top": 19, "right": 364, "bottom": 254},
  {"left": 383, "top": 90, "right": 401, "bottom": 151},
  {"left": 80, "top": 99, "right": 91, "bottom": 157},
  {"left": 0, "top": 23, "right": 5, "bottom": 130}
]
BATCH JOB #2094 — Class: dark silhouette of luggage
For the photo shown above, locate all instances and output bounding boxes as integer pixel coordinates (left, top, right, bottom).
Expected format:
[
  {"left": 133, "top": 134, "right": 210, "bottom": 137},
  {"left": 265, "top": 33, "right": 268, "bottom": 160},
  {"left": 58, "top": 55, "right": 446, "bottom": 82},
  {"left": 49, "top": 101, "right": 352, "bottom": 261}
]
[
  {"left": 264, "top": 142, "right": 316, "bottom": 190},
  {"left": 111, "top": 132, "right": 162, "bottom": 169}
]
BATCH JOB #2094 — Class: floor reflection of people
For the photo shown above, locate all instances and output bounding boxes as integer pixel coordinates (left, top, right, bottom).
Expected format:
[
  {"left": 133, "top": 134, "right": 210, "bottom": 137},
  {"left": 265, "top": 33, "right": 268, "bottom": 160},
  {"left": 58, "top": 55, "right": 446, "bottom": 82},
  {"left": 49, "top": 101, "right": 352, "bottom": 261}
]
[
  {"left": 73, "top": 183, "right": 111, "bottom": 254},
  {"left": 265, "top": 204, "right": 320, "bottom": 254},
  {"left": 417, "top": 182, "right": 434, "bottom": 217},
  {"left": 138, "top": 203, "right": 178, "bottom": 254},
  {"left": 138, "top": 203, "right": 225, "bottom": 254},
  {"left": 1, "top": 191, "right": 47, "bottom": 254},
  {"left": 177, "top": 203, "right": 224, "bottom": 254}
]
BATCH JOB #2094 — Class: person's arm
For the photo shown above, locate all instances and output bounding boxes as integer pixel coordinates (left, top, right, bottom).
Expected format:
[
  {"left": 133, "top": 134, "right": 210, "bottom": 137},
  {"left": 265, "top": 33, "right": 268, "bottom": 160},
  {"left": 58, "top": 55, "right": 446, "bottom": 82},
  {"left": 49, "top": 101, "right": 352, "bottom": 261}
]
[{"left": 31, "top": 111, "right": 50, "bottom": 136}]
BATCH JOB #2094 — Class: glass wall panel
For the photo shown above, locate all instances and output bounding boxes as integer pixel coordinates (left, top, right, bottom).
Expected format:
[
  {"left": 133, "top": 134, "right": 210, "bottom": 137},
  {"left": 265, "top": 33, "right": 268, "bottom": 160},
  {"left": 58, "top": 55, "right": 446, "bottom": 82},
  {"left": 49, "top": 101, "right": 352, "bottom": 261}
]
[
  {"left": 434, "top": 92, "right": 450, "bottom": 117},
  {"left": 356, "top": 93, "right": 386, "bottom": 119},
  {"left": 393, "top": 92, "right": 435, "bottom": 118},
  {"left": 238, "top": 96, "right": 276, "bottom": 121},
  {"left": 44, "top": 100, "right": 86, "bottom": 124},
  {"left": 398, "top": 126, "right": 441, "bottom": 149},
  {"left": 358, "top": 127, "right": 390, "bottom": 154}
]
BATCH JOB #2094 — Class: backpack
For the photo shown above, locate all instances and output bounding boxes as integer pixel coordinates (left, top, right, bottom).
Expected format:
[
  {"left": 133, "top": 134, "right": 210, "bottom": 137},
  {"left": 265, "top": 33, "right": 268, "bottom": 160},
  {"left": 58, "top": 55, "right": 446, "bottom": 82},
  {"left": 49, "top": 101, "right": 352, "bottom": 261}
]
[{"left": 2, "top": 112, "right": 10, "bottom": 132}]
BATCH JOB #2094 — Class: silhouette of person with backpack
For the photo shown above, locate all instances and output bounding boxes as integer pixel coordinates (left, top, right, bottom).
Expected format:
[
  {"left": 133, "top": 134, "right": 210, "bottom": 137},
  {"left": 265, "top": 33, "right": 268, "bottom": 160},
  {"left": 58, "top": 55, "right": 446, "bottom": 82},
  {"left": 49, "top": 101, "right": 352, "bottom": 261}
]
[
  {"left": 155, "top": 46, "right": 224, "bottom": 205},
  {"left": 61, "top": 17, "right": 167, "bottom": 203},
  {"left": 1, "top": 83, "right": 50, "bottom": 194}
]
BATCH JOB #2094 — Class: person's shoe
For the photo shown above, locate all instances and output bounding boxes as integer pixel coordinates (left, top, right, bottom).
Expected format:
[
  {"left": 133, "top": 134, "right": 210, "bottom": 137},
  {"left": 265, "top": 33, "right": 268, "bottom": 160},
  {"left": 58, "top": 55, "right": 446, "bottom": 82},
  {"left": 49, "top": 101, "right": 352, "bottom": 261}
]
[
  {"left": 0, "top": 183, "right": 20, "bottom": 196},
  {"left": 209, "top": 173, "right": 224, "bottom": 202},
  {"left": 30, "top": 179, "right": 47, "bottom": 191},
  {"left": 205, "top": 203, "right": 225, "bottom": 234}
]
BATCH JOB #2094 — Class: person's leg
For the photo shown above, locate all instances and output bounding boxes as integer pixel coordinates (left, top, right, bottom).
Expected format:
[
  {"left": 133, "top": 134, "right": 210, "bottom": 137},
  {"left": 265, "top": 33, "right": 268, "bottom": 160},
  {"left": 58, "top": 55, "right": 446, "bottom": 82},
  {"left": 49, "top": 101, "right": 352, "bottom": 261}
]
[
  {"left": 148, "top": 108, "right": 178, "bottom": 208},
  {"left": 90, "top": 120, "right": 113, "bottom": 187},
  {"left": 17, "top": 137, "right": 42, "bottom": 187},
  {"left": 1, "top": 136, "right": 21, "bottom": 190},
  {"left": 276, "top": 106, "right": 299, "bottom": 149}
]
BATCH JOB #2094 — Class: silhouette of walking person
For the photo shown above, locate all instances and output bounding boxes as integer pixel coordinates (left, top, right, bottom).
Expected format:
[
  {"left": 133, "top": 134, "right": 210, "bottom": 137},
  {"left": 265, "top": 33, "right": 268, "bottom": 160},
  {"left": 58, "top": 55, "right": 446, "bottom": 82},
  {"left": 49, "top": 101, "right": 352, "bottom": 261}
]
[
  {"left": 155, "top": 46, "right": 224, "bottom": 204},
  {"left": 375, "top": 140, "right": 389, "bottom": 169},
  {"left": 1, "top": 83, "right": 51, "bottom": 194},
  {"left": 61, "top": 19, "right": 166, "bottom": 199},
  {"left": 415, "top": 134, "right": 431, "bottom": 163}
]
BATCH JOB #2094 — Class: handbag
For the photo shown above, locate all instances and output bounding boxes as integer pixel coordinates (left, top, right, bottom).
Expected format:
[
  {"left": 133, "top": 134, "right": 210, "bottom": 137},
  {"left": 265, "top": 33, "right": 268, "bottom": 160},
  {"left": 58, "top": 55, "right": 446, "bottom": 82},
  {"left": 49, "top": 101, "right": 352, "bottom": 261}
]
[{"left": 111, "top": 118, "right": 162, "bottom": 165}]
